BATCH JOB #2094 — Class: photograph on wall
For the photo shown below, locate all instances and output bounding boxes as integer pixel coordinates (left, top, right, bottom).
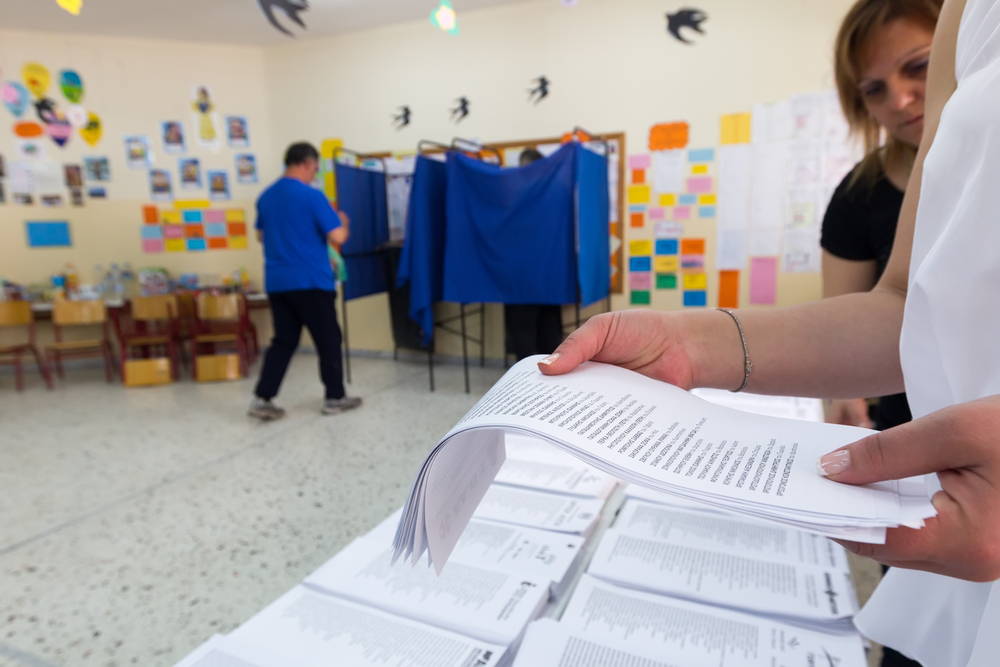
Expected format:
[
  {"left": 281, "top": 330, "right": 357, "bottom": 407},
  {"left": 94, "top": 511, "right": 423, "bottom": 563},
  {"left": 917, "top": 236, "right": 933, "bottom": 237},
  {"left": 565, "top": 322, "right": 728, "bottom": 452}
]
[
  {"left": 226, "top": 115, "right": 250, "bottom": 148},
  {"left": 149, "top": 169, "right": 173, "bottom": 202},
  {"left": 190, "top": 86, "right": 221, "bottom": 149},
  {"left": 13, "top": 193, "right": 33, "bottom": 205},
  {"left": 84, "top": 156, "right": 110, "bottom": 181},
  {"left": 235, "top": 153, "right": 257, "bottom": 184},
  {"left": 0, "top": 181, "right": 5, "bottom": 205},
  {"left": 206, "top": 169, "right": 230, "bottom": 200},
  {"left": 179, "top": 157, "right": 202, "bottom": 189},
  {"left": 0, "top": 154, "right": 5, "bottom": 178},
  {"left": 124, "top": 135, "right": 152, "bottom": 169},
  {"left": 70, "top": 188, "right": 84, "bottom": 206},
  {"left": 64, "top": 164, "right": 83, "bottom": 188},
  {"left": 40, "top": 194, "right": 64, "bottom": 207},
  {"left": 161, "top": 121, "right": 186, "bottom": 153},
  {"left": 87, "top": 187, "right": 106, "bottom": 199}
]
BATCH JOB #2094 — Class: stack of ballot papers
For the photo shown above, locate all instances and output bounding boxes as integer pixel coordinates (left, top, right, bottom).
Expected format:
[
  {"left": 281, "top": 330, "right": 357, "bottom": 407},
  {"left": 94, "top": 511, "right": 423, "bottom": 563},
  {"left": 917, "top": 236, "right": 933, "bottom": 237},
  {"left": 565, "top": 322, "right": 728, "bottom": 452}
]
[
  {"left": 495, "top": 432, "right": 619, "bottom": 498},
  {"left": 511, "top": 576, "right": 867, "bottom": 667},
  {"left": 366, "top": 508, "right": 589, "bottom": 601},
  {"left": 587, "top": 499, "right": 857, "bottom": 630},
  {"left": 692, "top": 387, "right": 826, "bottom": 422},
  {"left": 472, "top": 484, "right": 605, "bottom": 536},
  {"left": 393, "top": 357, "right": 936, "bottom": 572},
  {"left": 228, "top": 586, "right": 509, "bottom": 667}
]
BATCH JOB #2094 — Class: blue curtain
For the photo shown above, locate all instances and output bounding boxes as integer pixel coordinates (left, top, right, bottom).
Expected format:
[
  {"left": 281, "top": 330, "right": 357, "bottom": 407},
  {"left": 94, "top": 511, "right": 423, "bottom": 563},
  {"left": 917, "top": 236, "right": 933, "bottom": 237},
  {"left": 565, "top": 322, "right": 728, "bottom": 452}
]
[
  {"left": 443, "top": 143, "right": 577, "bottom": 305},
  {"left": 575, "top": 144, "right": 611, "bottom": 307},
  {"left": 335, "top": 162, "right": 389, "bottom": 301},
  {"left": 397, "top": 156, "right": 448, "bottom": 345}
]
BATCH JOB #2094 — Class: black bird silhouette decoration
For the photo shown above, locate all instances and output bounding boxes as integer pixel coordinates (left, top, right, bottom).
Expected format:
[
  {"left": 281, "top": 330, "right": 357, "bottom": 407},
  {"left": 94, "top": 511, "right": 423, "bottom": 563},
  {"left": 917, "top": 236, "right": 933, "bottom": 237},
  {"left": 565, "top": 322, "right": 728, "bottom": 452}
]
[
  {"left": 392, "top": 106, "right": 412, "bottom": 129},
  {"left": 528, "top": 76, "right": 550, "bottom": 104},
  {"left": 257, "top": 0, "right": 309, "bottom": 37},
  {"left": 450, "top": 97, "right": 470, "bottom": 123},
  {"left": 666, "top": 7, "right": 707, "bottom": 44}
]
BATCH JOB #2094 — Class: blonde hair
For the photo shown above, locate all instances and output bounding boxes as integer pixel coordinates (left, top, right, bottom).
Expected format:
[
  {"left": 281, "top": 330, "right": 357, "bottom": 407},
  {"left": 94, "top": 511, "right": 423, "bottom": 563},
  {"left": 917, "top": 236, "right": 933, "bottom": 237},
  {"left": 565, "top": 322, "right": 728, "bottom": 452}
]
[{"left": 834, "top": 0, "right": 942, "bottom": 190}]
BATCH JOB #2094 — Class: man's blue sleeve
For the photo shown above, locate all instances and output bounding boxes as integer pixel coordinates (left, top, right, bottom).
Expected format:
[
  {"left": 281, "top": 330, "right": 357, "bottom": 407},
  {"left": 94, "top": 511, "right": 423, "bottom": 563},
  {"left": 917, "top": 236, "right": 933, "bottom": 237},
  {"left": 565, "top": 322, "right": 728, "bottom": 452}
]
[{"left": 313, "top": 190, "right": 341, "bottom": 236}]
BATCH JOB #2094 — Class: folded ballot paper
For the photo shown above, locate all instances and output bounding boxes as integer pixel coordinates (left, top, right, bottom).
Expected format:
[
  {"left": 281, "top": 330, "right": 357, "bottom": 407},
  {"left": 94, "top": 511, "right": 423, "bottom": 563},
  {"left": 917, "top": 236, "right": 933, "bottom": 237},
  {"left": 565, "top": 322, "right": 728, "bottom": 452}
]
[{"left": 394, "top": 357, "right": 936, "bottom": 574}]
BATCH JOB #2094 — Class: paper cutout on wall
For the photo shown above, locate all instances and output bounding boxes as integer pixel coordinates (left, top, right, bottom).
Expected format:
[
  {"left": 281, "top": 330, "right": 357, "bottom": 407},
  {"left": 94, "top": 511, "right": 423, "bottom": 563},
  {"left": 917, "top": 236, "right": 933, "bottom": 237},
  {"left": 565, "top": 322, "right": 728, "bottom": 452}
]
[
  {"left": 66, "top": 104, "right": 87, "bottom": 129},
  {"left": 666, "top": 8, "right": 707, "bottom": 44},
  {"left": 629, "top": 239, "right": 652, "bottom": 256},
  {"left": 140, "top": 204, "right": 248, "bottom": 253},
  {"left": 207, "top": 170, "right": 230, "bottom": 200},
  {"left": 720, "top": 112, "right": 752, "bottom": 145},
  {"left": 59, "top": 70, "right": 83, "bottom": 103},
  {"left": 257, "top": 0, "right": 309, "bottom": 36},
  {"left": 55, "top": 0, "right": 82, "bottom": 15},
  {"left": 124, "top": 135, "right": 152, "bottom": 169},
  {"left": 627, "top": 154, "right": 651, "bottom": 170},
  {"left": 649, "top": 122, "right": 689, "bottom": 150},
  {"left": 80, "top": 112, "right": 102, "bottom": 146},
  {"left": 630, "top": 290, "right": 651, "bottom": 305},
  {"left": 226, "top": 116, "right": 250, "bottom": 148},
  {"left": 1, "top": 82, "right": 30, "bottom": 117},
  {"left": 683, "top": 290, "right": 707, "bottom": 307},
  {"left": 162, "top": 121, "right": 185, "bottom": 153},
  {"left": 47, "top": 117, "right": 73, "bottom": 147},
  {"left": 682, "top": 273, "right": 707, "bottom": 290},
  {"left": 22, "top": 63, "right": 50, "bottom": 98},
  {"left": 392, "top": 106, "right": 411, "bottom": 129},
  {"left": 431, "top": 0, "right": 459, "bottom": 35},
  {"left": 629, "top": 272, "right": 652, "bottom": 290},
  {"left": 235, "top": 154, "right": 258, "bottom": 184},
  {"left": 191, "top": 86, "right": 220, "bottom": 148},
  {"left": 656, "top": 273, "right": 677, "bottom": 289},
  {"left": 655, "top": 255, "right": 679, "bottom": 272},
  {"left": 14, "top": 121, "right": 44, "bottom": 138},
  {"left": 627, "top": 185, "right": 651, "bottom": 205},
  {"left": 528, "top": 76, "right": 550, "bottom": 104},
  {"left": 449, "top": 96, "right": 470, "bottom": 123}
]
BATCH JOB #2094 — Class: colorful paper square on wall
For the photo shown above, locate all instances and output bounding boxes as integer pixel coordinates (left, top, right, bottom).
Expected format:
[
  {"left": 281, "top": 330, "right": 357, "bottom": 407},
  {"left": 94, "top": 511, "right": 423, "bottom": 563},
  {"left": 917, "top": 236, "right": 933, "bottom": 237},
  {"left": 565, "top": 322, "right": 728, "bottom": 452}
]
[
  {"left": 205, "top": 223, "right": 227, "bottom": 238},
  {"left": 141, "top": 203, "right": 248, "bottom": 254},
  {"left": 186, "top": 238, "right": 207, "bottom": 251},
  {"left": 208, "top": 237, "right": 228, "bottom": 250},
  {"left": 630, "top": 290, "right": 651, "bottom": 305},
  {"left": 629, "top": 256, "right": 652, "bottom": 272},
  {"left": 143, "top": 206, "right": 159, "bottom": 224},
  {"left": 630, "top": 212, "right": 644, "bottom": 229},
  {"left": 629, "top": 272, "right": 652, "bottom": 290},
  {"left": 655, "top": 239, "right": 678, "bottom": 255},
  {"left": 656, "top": 273, "right": 677, "bottom": 289},
  {"left": 719, "top": 270, "right": 740, "bottom": 308},
  {"left": 683, "top": 290, "right": 707, "bottom": 307},
  {"left": 631, "top": 169, "right": 645, "bottom": 184},
  {"left": 183, "top": 210, "right": 203, "bottom": 223},
  {"left": 628, "top": 185, "right": 651, "bottom": 205},
  {"left": 681, "top": 238, "right": 706, "bottom": 255},
  {"left": 230, "top": 236, "right": 248, "bottom": 249},
  {"left": 649, "top": 122, "right": 689, "bottom": 150},
  {"left": 629, "top": 240, "right": 652, "bottom": 256},
  {"left": 655, "top": 255, "right": 679, "bottom": 272},
  {"left": 683, "top": 273, "right": 707, "bottom": 290},
  {"left": 228, "top": 222, "right": 246, "bottom": 236},
  {"left": 225, "top": 209, "right": 245, "bottom": 222}
]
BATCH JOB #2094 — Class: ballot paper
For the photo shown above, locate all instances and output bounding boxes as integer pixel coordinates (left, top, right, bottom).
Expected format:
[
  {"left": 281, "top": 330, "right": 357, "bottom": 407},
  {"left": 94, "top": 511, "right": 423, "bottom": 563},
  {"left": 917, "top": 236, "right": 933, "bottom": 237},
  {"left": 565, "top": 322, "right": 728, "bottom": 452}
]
[
  {"left": 511, "top": 618, "right": 677, "bottom": 667},
  {"left": 393, "top": 357, "right": 935, "bottom": 573},
  {"left": 366, "top": 510, "right": 587, "bottom": 599},
  {"left": 472, "top": 485, "right": 605, "bottom": 535},
  {"left": 587, "top": 529, "right": 856, "bottom": 625},
  {"left": 230, "top": 586, "right": 507, "bottom": 667},
  {"left": 691, "top": 388, "right": 825, "bottom": 423},
  {"left": 173, "top": 634, "right": 308, "bottom": 667},
  {"left": 494, "top": 433, "right": 619, "bottom": 498},
  {"left": 614, "top": 498, "right": 851, "bottom": 572},
  {"left": 303, "top": 537, "right": 549, "bottom": 646},
  {"left": 558, "top": 576, "right": 867, "bottom": 666}
]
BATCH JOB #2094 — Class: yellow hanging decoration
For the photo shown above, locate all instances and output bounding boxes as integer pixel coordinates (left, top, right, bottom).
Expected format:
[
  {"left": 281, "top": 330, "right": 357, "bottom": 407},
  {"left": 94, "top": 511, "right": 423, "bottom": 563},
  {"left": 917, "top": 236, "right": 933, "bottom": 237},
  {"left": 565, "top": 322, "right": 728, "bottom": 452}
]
[{"left": 56, "top": 0, "right": 83, "bottom": 15}]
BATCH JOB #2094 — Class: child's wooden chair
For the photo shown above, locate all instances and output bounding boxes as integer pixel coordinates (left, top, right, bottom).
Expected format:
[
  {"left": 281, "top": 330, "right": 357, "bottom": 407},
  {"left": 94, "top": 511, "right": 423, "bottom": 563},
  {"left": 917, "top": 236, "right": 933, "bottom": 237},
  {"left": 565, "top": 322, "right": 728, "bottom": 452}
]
[
  {"left": 119, "top": 295, "right": 181, "bottom": 384},
  {"left": 46, "top": 299, "right": 116, "bottom": 383},
  {"left": 191, "top": 293, "right": 249, "bottom": 381},
  {"left": 0, "top": 301, "right": 53, "bottom": 391}
]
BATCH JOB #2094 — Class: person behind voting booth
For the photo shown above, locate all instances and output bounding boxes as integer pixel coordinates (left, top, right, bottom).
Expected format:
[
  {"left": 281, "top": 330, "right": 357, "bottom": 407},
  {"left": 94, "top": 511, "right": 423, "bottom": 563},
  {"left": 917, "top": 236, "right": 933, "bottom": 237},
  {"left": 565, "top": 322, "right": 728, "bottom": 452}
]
[
  {"left": 249, "top": 142, "right": 362, "bottom": 420},
  {"left": 541, "top": 0, "right": 1000, "bottom": 664},
  {"left": 504, "top": 148, "right": 564, "bottom": 361},
  {"left": 822, "top": 0, "right": 939, "bottom": 436}
]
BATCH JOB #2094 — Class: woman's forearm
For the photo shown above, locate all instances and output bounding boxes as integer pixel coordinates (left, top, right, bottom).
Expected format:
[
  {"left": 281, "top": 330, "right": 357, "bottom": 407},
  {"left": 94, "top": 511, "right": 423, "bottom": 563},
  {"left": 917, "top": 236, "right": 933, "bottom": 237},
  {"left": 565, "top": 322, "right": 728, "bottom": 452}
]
[{"left": 684, "top": 287, "right": 906, "bottom": 398}]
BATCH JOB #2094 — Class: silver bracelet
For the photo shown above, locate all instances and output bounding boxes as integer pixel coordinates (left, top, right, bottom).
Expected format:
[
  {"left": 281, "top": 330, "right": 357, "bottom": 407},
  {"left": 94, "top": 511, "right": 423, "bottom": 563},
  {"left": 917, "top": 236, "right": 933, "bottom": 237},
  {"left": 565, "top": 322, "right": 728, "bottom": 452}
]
[{"left": 717, "top": 308, "right": 752, "bottom": 393}]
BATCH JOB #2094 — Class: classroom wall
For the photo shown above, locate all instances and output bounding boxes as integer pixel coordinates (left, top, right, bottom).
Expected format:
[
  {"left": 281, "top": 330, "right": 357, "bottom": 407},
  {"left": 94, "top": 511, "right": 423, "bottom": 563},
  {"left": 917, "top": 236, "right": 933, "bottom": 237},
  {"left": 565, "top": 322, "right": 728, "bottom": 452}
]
[
  {"left": 262, "top": 0, "right": 854, "bottom": 359},
  {"left": 0, "top": 29, "right": 275, "bottom": 290}
]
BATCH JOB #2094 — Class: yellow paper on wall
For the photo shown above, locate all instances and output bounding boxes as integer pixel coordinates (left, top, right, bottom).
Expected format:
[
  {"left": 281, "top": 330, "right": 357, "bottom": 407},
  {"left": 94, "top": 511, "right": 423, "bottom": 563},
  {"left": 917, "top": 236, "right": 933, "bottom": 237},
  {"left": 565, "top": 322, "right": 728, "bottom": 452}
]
[
  {"left": 699, "top": 194, "right": 717, "bottom": 205},
  {"left": 161, "top": 210, "right": 182, "bottom": 224},
  {"left": 229, "top": 235, "right": 248, "bottom": 249},
  {"left": 683, "top": 273, "right": 708, "bottom": 290},
  {"left": 629, "top": 240, "right": 652, "bottom": 256},
  {"left": 321, "top": 138, "right": 343, "bottom": 160},
  {"left": 165, "top": 239, "right": 186, "bottom": 253},
  {"left": 628, "top": 185, "right": 651, "bottom": 205},
  {"left": 720, "top": 115, "right": 739, "bottom": 145},
  {"left": 691, "top": 164, "right": 708, "bottom": 175},
  {"left": 225, "top": 209, "right": 246, "bottom": 222},
  {"left": 655, "top": 255, "right": 678, "bottom": 272},
  {"left": 737, "top": 112, "right": 752, "bottom": 143},
  {"left": 659, "top": 193, "right": 676, "bottom": 206},
  {"left": 175, "top": 199, "right": 211, "bottom": 210}
]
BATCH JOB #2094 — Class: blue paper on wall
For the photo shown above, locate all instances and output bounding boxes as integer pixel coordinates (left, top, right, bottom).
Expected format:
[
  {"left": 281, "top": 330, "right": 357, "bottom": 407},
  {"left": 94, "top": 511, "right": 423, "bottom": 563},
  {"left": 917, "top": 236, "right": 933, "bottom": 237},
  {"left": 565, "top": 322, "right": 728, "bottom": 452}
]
[{"left": 26, "top": 221, "right": 72, "bottom": 248}]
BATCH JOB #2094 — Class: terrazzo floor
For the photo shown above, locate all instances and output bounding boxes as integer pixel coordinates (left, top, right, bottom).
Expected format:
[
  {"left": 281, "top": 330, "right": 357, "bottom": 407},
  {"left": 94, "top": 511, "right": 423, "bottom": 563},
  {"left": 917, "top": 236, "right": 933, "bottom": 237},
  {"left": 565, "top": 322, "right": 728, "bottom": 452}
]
[{"left": 0, "top": 353, "right": 886, "bottom": 667}]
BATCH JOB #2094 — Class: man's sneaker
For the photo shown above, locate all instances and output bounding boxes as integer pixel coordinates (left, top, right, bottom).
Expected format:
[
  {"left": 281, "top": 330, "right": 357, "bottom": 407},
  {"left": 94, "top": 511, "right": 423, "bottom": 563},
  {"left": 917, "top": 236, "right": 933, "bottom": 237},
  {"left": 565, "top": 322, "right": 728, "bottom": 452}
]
[
  {"left": 248, "top": 397, "right": 286, "bottom": 421},
  {"left": 322, "top": 396, "right": 363, "bottom": 415}
]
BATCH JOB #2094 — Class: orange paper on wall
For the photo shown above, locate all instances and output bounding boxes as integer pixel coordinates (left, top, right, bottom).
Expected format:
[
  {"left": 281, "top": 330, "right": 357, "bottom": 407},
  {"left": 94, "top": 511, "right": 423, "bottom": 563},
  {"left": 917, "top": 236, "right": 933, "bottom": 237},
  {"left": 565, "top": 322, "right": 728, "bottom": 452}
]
[
  {"left": 142, "top": 205, "right": 159, "bottom": 224},
  {"left": 649, "top": 122, "right": 689, "bottom": 150},
  {"left": 718, "top": 270, "right": 740, "bottom": 308},
  {"left": 681, "top": 238, "right": 705, "bottom": 255},
  {"left": 630, "top": 212, "right": 644, "bottom": 228},
  {"left": 631, "top": 169, "right": 646, "bottom": 184}
]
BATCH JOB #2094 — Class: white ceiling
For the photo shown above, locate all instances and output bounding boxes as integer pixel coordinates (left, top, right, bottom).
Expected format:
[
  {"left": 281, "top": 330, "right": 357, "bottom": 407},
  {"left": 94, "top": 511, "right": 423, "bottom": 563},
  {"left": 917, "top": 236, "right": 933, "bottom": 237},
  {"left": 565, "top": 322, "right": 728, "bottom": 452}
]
[{"left": 0, "top": 0, "right": 532, "bottom": 46}]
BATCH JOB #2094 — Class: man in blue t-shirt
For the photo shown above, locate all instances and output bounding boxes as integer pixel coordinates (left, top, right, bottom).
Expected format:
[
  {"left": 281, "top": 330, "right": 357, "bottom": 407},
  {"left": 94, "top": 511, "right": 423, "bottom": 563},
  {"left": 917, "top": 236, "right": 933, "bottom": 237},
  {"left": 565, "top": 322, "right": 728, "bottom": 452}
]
[{"left": 249, "top": 142, "right": 362, "bottom": 420}]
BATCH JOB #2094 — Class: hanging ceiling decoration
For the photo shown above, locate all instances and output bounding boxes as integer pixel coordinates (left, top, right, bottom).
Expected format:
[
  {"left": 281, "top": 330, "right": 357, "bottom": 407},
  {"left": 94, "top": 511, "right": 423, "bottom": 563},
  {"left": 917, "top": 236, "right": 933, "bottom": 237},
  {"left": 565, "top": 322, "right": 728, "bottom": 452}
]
[
  {"left": 257, "top": 0, "right": 309, "bottom": 37},
  {"left": 431, "top": 1, "right": 459, "bottom": 35},
  {"left": 55, "top": 0, "right": 82, "bottom": 16}
]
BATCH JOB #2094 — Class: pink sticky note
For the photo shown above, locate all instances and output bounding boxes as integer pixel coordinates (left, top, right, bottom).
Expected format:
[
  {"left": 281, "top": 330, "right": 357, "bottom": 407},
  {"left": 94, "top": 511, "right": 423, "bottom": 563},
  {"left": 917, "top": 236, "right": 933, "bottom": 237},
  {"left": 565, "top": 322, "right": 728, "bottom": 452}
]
[
  {"left": 629, "top": 271, "right": 652, "bottom": 290},
  {"left": 674, "top": 206, "right": 691, "bottom": 219},
  {"left": 142, "top": 238, "right": 164, "bottom": 253},
  {"left": 750, "top": 257, "right": 778, "bottom": 305},
  {"left": 204, "top": 209, "right": 226, "bottom": 223},
  {"left": 648, "top": 207, "right": 666, "bottom": 220},
  {"left": 163, "top": 225, "right": 185, "bottom": 239},
  {"left": 687, "top": 176, "right": 713, "bottom": 193},
  {"left": 628, "top": 154, "right": 651, "bottom": 170}
]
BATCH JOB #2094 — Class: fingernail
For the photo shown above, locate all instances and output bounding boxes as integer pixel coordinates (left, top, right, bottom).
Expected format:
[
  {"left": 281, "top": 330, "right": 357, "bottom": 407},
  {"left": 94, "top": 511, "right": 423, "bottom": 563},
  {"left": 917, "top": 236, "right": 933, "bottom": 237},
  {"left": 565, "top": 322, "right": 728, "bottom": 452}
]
[
  {"left": 539, "top": 353, "right": 560, "bottom": 366},
  {"left": 816, "top": 449, "right": 851, "bottom": 476}
]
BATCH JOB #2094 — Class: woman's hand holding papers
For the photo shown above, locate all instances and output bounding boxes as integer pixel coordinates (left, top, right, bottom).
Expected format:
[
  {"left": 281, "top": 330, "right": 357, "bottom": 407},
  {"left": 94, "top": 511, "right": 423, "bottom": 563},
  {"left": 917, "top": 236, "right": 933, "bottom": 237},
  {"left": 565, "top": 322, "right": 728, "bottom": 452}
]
[{"left": 817, "top": 396, "right": 1000, "bottom": 583}]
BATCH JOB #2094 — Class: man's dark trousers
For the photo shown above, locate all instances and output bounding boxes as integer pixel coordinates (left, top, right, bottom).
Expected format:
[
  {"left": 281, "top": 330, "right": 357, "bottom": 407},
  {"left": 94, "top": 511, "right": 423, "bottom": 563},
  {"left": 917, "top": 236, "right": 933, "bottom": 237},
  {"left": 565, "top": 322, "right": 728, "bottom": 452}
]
[{"left": 254, "top": 289, "right": 345, "bottom": 400}]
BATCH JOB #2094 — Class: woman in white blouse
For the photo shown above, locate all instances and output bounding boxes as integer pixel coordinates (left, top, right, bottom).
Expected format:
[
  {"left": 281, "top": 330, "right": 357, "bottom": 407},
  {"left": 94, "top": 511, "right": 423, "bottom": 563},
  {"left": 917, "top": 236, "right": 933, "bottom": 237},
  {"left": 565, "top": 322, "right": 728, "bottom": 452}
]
[{"left": 541, "top": 0, "right": 999, "bottom": 664}]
